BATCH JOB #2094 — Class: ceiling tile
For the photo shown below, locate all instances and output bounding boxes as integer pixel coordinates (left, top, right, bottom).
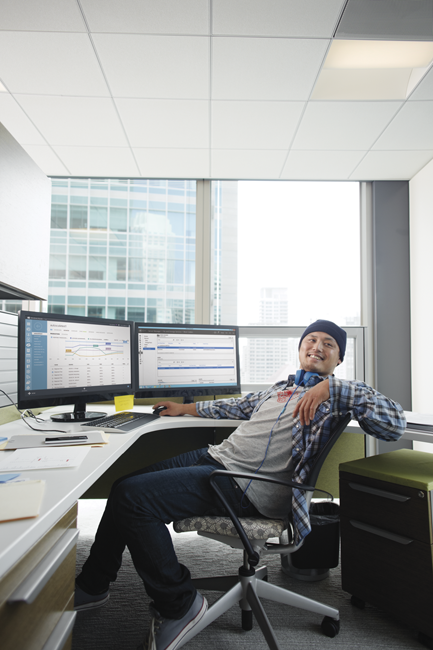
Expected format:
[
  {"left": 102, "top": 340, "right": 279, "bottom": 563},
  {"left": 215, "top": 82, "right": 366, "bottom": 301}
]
[
  {"left": 0, "top": 0, "right": 86, "bottom": 31},
  {"left": 372, "top": 101, "right": 433, "bottom": 150},
  {"left": 211, "top": 149, "right": 287, "bottom": 178},
  {"left": 81, "top": 0, "right": 209, "bottom": 34},
  {"left": 408, "top": 66, "right": 433, "bottom": 100},
  {"left": 281, "top": 150, "right": 365, "bottom": 179},
  {"left": 0, "top": 33, "right": 109, "bottom": 96},
  {"left": 212, "top": 0, "right": 345, "bottom": 37},
  {"left": 350, "top": 150, "right": 433, "bottom": 180},
  {"left": 212, "top": 37, "right": 329, "bottom": 100},
  {"left": 0, "top": 93, "right": 46, "bottom": 145},
  {"left": 93, "top": 34, "right": 209, "bottom": 99},
  {"left": 16, "top": 95, "right": 129, "bottom": 147},
  {"left": 21, "top": 145, "right": 70, "bottom": 175},
  {"left": 134, "top": 148, "right": 210, "bottom": 178},
  {"left": 292, "top": 101, "right": 402, "bottom": 149},
  {"left": 53, "top": 146, "right": 140, "bottom": 177},
  {"left": 212, "top": 101, "right": 304, "bottom": 149},
  {"left": 116, "top": 99, "right": 209, "bottom": 148}
]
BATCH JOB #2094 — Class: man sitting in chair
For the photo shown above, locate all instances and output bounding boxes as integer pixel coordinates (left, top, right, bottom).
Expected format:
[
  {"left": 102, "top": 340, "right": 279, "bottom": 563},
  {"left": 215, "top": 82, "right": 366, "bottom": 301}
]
[{"left": 74, "top": 319, "right": 405, "bottom": 650}]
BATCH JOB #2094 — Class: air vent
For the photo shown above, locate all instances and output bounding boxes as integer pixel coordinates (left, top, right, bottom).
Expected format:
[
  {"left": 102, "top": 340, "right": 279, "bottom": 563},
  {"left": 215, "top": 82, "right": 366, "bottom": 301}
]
[{"left": 336, "top": 0, "right": 433, "bottom": 40}]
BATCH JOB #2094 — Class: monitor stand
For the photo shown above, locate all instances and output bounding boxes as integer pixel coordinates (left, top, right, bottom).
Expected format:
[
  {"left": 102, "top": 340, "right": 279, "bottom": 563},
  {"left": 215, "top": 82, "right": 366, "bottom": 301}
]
[{"left": 50, "top": 402, "right": 106, "bottom": 422}]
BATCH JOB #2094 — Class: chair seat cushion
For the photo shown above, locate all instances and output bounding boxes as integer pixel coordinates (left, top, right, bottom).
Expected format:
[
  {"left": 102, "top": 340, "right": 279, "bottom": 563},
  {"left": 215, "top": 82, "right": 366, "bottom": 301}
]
[{"left": 173, "top": 515, "right": 286, "bottom": 539}]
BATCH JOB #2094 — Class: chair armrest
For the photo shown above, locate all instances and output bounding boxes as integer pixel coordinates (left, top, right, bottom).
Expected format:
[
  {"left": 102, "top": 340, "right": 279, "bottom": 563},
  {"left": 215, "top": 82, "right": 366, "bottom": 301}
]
[{"left": 210, "top": 469, "right": 317, "bottom": 493}]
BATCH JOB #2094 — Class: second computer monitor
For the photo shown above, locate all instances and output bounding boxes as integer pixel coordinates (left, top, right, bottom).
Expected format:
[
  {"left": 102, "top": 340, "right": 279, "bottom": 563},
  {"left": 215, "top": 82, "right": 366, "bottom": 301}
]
[{"left": 134, "top": 322, "right": 241, "bottom": 403}]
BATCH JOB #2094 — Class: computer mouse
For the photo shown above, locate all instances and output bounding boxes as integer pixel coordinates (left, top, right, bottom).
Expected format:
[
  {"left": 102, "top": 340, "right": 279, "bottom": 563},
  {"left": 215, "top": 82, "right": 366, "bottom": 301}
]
[{"left": 153, "top": 406, "right": 168, "bottom": 415}]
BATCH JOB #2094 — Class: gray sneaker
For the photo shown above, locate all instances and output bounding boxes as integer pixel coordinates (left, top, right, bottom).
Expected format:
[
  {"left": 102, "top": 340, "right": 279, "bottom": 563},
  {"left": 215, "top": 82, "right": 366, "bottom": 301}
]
[
  {"left": 74, "top": 584, "right": 110, "bottom": 611},
  {"left": 139, "top": 591, "right": 208, "bottom": 650}
]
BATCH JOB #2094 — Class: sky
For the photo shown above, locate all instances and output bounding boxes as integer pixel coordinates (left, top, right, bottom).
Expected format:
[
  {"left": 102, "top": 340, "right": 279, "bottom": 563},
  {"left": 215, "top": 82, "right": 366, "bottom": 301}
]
[{"left": 236, "top": 181, "right": 361, "bottom": 327}]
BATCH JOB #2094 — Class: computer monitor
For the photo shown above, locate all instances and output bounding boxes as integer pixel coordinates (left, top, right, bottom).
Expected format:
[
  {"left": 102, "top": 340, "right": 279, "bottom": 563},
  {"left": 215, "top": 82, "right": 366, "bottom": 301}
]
[
  {"left": 134, "top": 322, "right": 241, "bottom": 403},
  {"left": 17, "top": 310, "right": 134, "bottom": 422}
]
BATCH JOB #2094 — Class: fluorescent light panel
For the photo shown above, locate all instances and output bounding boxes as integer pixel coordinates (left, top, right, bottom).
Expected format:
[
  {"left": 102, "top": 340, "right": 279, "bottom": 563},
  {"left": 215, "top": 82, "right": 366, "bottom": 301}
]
[{"left": 311, "top": 40, "right": 433, "bottom": 100}]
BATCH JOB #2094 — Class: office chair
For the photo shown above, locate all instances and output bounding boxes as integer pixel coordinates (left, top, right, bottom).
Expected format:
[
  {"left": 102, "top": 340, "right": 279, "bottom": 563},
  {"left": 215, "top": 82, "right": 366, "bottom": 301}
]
[{"left": 173, "top": 411, "right": 352, "bottom": 650}]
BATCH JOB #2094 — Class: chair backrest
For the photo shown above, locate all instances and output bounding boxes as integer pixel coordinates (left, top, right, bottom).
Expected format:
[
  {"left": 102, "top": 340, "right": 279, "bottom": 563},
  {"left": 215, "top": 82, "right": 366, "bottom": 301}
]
[{"left": 307, "top": 411, "right": 352, "bottom": 489}]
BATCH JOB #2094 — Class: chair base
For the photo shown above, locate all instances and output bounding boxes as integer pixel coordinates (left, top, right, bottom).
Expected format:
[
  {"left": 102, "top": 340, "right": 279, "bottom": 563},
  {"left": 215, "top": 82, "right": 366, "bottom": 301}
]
[{"left": 177, "top": 564, "right": 339, "bottom": 650}]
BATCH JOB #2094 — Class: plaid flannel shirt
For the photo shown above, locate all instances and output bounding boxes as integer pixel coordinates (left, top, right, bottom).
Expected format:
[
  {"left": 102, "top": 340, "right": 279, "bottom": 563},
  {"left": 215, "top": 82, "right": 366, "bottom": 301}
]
[{"left": 196, "top": 375, "right": 406, "bottom": 544}]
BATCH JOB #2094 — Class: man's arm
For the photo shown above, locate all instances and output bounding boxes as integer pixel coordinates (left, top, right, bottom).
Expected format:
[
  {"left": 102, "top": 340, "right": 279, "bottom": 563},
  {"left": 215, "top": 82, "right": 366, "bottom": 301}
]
[
  {"left": 328, "top": 376, "right": 406, "bottom": 440},
  {"left": 152, "top": 401, "right": 199, "bottom": 417},
  {"left": 293, "top": 379, "right": 330, "bottom": 426},
  {"left": 153, "top": 385, "right": 281, "bottom": 420},
  {"left": 293, "top": 376, "right": 406, "bottom": 440}
]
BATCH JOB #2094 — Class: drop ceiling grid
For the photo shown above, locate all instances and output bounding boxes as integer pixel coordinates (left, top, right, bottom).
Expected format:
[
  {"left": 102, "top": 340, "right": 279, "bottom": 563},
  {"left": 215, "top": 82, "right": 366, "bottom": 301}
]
[{"left": 0, "top": 0, "right": 432, "bottom": 179}]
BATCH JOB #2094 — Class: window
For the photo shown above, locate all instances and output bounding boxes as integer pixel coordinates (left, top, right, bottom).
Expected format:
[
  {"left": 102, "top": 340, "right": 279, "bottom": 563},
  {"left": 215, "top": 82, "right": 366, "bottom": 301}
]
[
  {"left": 211, "top": 180, "right": 360, "bottom": 328},
  {"left": 70, "top": 205, "right": 88, "bottom": 229},
  {"left": 211, "top": 180, "right": 361, "bottom": 387}
]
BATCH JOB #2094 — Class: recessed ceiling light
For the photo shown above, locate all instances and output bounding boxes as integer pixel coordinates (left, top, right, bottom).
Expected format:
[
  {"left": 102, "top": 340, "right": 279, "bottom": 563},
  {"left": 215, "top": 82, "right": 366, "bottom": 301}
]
[
  {"left": 311, "top": 40, "right": 433, "bottom": 100},
  {"left": 0, "top": 80, "right": 7, "bottom": 92}
]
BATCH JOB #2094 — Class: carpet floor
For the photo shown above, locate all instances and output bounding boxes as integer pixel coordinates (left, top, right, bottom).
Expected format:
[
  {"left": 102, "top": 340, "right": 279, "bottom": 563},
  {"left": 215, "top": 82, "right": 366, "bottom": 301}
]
[{"left": 72, "top": 500, "right": 426, "bottom": 650}]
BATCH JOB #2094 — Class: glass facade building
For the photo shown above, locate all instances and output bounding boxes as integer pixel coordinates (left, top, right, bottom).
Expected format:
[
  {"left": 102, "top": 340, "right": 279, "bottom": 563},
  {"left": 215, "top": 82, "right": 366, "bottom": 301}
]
[{"left": 47, "top": 178, "right": 196, "bottom": 323}]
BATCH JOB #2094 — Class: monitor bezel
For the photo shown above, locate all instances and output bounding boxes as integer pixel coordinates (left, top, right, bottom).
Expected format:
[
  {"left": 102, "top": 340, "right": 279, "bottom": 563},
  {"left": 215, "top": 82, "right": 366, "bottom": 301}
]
[
  {"left": 17, "top": 310, "right": 135, "bottom": 413},
  {"left": 133, "top": 321, "right": 241, "bottom": 402}
]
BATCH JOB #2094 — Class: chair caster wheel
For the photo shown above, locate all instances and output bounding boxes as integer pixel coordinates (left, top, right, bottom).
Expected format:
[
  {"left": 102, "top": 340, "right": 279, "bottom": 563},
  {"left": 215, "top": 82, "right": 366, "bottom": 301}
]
[
  {"left": 350, "top": 595, "right": 366, "bottom": 609},
  {"left": 242, "top": 609, "right": 253, "bottom": 631},
  {"left": 419, "top": 632, "right": 433, "bottom": 649},
  {"left": 321, "top": 616, "right": 340, "bottom": 637}
]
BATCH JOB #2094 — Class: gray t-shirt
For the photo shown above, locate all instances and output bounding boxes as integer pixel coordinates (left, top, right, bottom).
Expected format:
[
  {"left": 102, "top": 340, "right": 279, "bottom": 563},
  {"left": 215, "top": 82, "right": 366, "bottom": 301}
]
[{"left": 208, "top": 385, "right": 303, "bottom": 519}]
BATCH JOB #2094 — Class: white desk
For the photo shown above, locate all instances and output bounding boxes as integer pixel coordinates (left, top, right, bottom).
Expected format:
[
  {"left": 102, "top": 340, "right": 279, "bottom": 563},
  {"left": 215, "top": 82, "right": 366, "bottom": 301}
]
[
  {"left": 0, "top": 405, "right": 240, "bottom": 581},
  {"left": 2, "top": 406, "right": 425, "bottom": 581},
  {"left": 0, "top": 405, "right": 240, "bottom": 650}
]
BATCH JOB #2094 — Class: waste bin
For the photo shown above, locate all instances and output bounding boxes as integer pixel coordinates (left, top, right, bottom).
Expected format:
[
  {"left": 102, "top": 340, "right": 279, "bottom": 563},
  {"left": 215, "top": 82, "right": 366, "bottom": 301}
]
[{"left": 281, "top": 501, "right": 340, "bottom": 581}]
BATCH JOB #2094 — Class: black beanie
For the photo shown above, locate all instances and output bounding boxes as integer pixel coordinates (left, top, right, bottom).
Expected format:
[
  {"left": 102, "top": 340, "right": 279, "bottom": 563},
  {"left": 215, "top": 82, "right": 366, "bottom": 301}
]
[{"left": 298, "top": 320, "right": 347, "bottom": 362}]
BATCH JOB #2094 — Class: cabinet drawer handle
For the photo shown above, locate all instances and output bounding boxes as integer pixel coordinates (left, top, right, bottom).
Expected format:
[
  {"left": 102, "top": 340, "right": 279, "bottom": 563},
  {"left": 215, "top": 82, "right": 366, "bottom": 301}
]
[
  {"left": 348, "top": 482, "right": 411, "bottom": 502},
  {"left": 349, "top": 520, "right": 413, "bottom": 545},
  {"left": 8, "top": 528, "right": 79, "bottom": 604},
  {"left": 42, "top": 611, "right": 76, "bottom": 650}
]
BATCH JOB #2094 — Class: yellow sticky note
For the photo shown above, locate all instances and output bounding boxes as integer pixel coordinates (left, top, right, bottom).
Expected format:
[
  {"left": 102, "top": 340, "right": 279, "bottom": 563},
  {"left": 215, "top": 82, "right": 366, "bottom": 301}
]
[{"left": 114, "top": 394, "right": 134, "bottom": 412}]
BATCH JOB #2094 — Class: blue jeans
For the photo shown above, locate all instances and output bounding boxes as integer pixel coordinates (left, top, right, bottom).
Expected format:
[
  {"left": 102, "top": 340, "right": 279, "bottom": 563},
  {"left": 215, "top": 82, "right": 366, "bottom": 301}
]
[{"left": 76, "top": 448, "right": 260, "bottom": 619}]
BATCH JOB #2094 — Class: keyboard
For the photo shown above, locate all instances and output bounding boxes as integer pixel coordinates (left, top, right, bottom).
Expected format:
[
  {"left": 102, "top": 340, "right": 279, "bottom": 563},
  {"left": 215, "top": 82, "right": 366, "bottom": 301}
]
[{"left": 81, "top": 411, "right": 160, "bottom": 433}]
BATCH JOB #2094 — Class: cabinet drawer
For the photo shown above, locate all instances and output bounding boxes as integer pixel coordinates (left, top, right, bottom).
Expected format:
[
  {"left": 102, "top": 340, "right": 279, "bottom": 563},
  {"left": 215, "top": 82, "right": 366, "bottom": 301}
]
[
  {"left": 0, "top": 504, "right": 78, "bottom": 650},
  {"left": 341, "top": 515, "right": 433, "bottom": 637},
  {"left": 340, "top": 472, "right": 432, "bottom": 544},
  {"left": 0, "top": 546, "right": 76, "bottom": 650}
]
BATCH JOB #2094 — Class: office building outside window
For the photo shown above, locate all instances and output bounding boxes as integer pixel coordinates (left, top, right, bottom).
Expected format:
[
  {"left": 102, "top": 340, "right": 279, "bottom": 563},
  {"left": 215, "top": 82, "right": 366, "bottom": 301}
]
[{"left": 47, "top": 178, "right": 196, "bottom": 323}]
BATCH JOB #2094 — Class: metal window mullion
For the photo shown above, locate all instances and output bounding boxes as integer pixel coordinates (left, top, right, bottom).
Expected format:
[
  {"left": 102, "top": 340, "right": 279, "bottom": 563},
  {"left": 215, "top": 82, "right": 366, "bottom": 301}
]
[
  {"left": 195, "top": 180, "right": 211, "bottom": 324},
  {"left": 360, "top": 182, "right": 378, "bottom": 457}
]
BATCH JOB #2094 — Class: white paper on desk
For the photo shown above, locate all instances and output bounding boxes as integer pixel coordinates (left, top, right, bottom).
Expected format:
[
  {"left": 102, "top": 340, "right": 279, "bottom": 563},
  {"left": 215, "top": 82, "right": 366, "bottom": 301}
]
[
  {"left": 0, "top": 446, "right": 90, "bottom": 471},
  {"left": 4, "top": 432, "right": 108, "bottom": 450}
]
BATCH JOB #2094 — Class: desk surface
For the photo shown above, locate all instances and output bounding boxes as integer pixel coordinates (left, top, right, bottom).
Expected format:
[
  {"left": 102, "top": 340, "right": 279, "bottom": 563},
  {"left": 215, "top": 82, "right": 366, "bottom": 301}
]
[
  {"left": 0, "top": 404, "right": 397, "bottom": 581},
  {"left": 0, "top": 405, "right": 240, "bottom": 581}
]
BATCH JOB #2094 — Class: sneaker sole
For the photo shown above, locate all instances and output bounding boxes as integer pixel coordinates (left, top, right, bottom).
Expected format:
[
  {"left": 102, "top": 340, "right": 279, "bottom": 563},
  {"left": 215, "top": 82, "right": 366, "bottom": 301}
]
[
  {"left": 75, "top": 593, "right": 110, "bottom": 612},
  {"left": 167, "top": 596, "right": 208, "bottom": 650}
]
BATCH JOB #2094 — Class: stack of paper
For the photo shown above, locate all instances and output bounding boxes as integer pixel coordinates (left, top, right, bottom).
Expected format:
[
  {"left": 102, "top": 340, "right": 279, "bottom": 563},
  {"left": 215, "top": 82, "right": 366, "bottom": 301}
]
[{"left": 0, "top": 480, "right": 45, "bottom": 522}]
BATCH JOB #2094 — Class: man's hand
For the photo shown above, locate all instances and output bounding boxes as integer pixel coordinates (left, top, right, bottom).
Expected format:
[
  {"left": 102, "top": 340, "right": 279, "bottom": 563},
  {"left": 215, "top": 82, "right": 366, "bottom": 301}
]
[
  {"left": 152, "top": 401, "right": 198, "bottom": 417},
  {"left": 293, "top": 379, "right": 330, "bottom": 426}
]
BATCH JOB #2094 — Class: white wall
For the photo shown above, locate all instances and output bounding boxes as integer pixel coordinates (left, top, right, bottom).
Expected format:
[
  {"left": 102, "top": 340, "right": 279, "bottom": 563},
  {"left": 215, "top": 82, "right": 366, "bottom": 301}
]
[
  {"left": 409, "top": 159, "right": 433, "bottom": 452},
  {"left": 0, "top": 123, "right": 50, "bottom": 300},
  {"left": 409, "top": 158, "right": 433, "bottom": 414}
]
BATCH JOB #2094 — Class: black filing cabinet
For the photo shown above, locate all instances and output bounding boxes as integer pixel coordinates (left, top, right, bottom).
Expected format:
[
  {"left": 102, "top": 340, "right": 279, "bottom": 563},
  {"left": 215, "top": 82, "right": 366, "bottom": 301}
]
[{"left": 339, "top": 450, "right": 433, "bottom": 645}]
